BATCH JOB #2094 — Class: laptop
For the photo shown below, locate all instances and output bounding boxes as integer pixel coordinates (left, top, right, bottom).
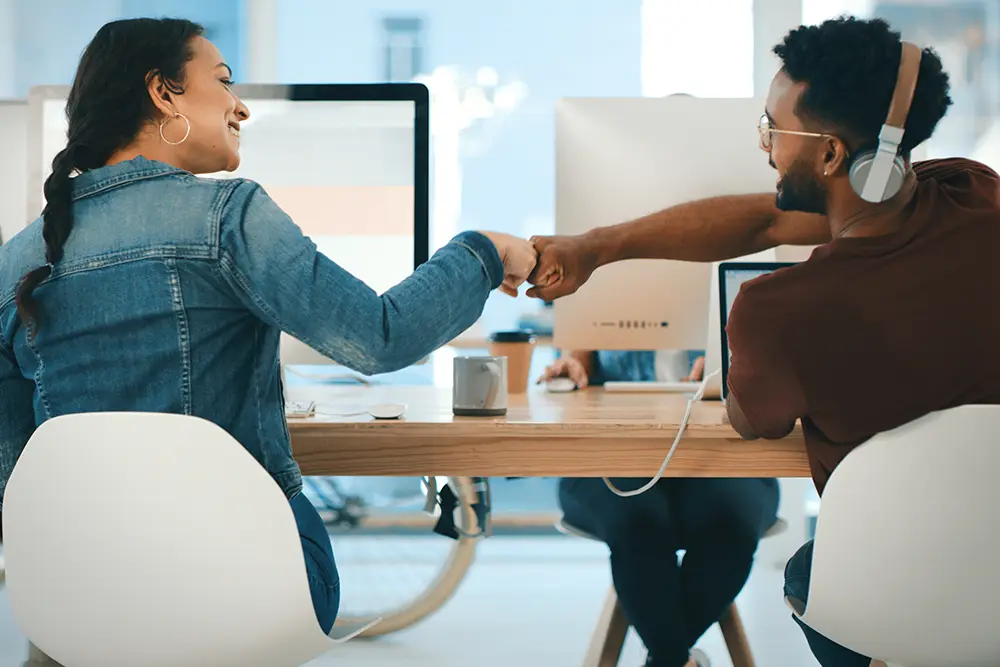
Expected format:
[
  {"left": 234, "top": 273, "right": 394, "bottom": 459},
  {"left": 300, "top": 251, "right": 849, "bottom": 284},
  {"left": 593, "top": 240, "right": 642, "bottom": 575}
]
[{"left": 718, "top": 261, "right": 797, "bottom": 402}]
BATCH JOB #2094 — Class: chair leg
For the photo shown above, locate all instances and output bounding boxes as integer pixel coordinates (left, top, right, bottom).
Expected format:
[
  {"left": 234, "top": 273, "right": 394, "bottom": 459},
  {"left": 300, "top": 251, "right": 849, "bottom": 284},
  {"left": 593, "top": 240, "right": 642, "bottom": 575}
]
[
  {"left": 719, "top": 604, "right": 755, "bottom": 667},
  {"left": 582, "top": 585, "right": 629, "bottom": 667}
]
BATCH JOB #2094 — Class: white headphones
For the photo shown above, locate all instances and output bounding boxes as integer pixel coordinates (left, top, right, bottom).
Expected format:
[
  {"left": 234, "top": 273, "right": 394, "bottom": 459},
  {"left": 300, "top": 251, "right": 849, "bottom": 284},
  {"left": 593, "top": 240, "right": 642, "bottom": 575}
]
[{"left": 848, "top": 41, "right": 923, "bottom": 203}]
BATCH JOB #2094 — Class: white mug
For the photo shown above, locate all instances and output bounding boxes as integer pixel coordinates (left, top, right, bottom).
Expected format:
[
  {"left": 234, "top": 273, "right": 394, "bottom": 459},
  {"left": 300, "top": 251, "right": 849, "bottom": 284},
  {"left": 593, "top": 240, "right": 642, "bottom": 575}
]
[{"left": 453, "top": 356, "right": 508, "bottom": 416}]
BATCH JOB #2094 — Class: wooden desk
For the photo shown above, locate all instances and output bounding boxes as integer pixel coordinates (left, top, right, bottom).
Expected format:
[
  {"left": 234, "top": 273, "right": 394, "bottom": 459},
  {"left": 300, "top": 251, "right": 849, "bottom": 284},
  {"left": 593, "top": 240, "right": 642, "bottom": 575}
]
[{"left": 287, "top": 386, "right": 809, "bottom": 478}]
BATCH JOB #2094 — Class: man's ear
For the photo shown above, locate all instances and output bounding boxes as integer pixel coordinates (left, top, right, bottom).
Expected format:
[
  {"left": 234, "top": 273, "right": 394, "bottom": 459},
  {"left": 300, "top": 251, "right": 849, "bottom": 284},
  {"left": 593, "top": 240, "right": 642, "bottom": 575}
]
[
  {"left": 145, "top": 71, "right": 177, "bottom": 118},
  {"left": 823, "top": 135, "right": 851, "bottom": 176}
]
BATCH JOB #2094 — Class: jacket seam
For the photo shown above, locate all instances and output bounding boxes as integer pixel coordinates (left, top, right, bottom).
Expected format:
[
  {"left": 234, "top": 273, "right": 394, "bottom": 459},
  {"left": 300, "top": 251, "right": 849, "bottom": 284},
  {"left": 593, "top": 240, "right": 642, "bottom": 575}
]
[{"left": 165, "top": 258, "right": 193, "bottom": 415}]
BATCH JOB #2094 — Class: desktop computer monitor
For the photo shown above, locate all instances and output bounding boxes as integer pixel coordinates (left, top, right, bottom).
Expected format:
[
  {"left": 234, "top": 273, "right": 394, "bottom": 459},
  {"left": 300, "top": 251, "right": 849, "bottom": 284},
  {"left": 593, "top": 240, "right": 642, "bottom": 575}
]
[
  {"left": 553, "top": 96, "right": 778, "bottom": 351},
  {"left": 27, "top": 84, "right": 430, "bottom": 367}
]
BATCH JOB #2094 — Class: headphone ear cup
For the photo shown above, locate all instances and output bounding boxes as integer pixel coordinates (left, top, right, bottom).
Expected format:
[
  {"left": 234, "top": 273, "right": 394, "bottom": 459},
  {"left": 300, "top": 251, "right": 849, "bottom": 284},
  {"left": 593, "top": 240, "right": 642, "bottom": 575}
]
[
  {"left": 849, "top": 150, "right": 907, "bottom": 202},
  {"left": 848, "top": 149, "right": 876, "bottom": 198}
]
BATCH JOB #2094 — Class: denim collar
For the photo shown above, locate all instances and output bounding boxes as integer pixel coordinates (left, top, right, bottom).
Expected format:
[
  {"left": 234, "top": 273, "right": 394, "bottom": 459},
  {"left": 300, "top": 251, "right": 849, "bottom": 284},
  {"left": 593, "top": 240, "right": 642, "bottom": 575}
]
[{"left": 70, "top": 157, "right": 186, "bottom": 203}]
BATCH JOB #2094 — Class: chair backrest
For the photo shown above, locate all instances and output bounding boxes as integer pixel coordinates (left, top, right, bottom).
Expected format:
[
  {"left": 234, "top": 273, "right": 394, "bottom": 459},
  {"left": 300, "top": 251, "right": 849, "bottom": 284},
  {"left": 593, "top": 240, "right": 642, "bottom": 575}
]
[
  {"left": 2, "top": 412, "right": 333, "bottom": 667},
  {"left": 800, "top": 404, "right": 1000, "bottom": 667}
]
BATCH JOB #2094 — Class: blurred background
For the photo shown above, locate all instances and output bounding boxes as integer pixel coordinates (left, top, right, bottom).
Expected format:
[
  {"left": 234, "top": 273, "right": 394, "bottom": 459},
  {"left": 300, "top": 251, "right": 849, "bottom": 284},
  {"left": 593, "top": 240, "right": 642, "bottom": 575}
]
[{"left": 2, "top": 0, "right": 997, "bottom": 335}]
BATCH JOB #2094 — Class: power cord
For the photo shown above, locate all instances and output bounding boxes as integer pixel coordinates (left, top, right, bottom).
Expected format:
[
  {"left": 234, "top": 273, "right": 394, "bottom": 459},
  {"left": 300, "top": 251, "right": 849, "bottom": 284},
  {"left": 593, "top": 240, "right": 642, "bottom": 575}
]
[{"left": 603, "top": 368, "right": 722, "bottom": 498}]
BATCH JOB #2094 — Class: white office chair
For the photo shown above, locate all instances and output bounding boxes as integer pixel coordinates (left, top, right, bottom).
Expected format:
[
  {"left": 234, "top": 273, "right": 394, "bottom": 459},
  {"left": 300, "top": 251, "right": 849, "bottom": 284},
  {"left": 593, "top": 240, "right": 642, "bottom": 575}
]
[
  {"left": 2, "top": 412, "right": 377, "bottom": 667},
  {"left": 787, "top": 405, "right": 1000, "bottom": 667},
  {"left": 558, "top": 515, "right": 787, "bottom": 667}
]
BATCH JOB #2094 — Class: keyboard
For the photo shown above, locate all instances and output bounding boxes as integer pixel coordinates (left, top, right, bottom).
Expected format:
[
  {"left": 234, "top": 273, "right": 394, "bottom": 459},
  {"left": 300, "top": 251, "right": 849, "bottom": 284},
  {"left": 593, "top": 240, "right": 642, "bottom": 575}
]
[{"left": 603, "top": 381, "right": 701, "bottom": 394}]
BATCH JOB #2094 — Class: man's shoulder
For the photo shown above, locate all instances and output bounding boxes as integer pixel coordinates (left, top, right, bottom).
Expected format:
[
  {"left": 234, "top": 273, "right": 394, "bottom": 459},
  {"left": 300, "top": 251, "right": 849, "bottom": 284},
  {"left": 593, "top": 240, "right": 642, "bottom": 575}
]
[
  {"left": 914, "top": 158, "right": 999, "bottom": 195},
  {"left": 911, "top": 159, "right": 1000, "bottom": 230},
  {"left": 736, "top": 262, "right": 817, "bottom": 309}
]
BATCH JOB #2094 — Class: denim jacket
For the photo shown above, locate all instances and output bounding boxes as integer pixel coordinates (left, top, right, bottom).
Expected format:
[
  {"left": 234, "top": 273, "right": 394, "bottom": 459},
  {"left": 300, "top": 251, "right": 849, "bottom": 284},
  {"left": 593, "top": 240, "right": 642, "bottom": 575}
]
[{"left": 0, "top": 157, "right": 503, "bottom": 509}]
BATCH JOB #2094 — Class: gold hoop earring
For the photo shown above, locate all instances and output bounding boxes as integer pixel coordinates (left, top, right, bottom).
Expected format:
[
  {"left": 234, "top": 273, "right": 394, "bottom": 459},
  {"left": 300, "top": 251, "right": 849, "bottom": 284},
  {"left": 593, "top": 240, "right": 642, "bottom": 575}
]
[{"left": 159, "top": 113, "right": 191, "bottom": 146}]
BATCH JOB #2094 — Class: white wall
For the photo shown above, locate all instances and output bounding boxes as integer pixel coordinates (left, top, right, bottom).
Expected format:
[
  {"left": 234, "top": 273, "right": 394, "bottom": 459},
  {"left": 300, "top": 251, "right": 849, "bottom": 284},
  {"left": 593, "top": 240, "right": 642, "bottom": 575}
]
[
  {"left": 0, "top": 0, "right": 15, "bottom": 99},
  {"left": 244, "top": 0, "right": 277, "bottom": 83},
  {"left": 11, "top": 0, "right": 122, "bottom": 96},
  {"left": 753, "top": 0, "right": 803, "bottom": 97},
  {"left": 0, "top": 100, "right": 28, "bottom": 243}
]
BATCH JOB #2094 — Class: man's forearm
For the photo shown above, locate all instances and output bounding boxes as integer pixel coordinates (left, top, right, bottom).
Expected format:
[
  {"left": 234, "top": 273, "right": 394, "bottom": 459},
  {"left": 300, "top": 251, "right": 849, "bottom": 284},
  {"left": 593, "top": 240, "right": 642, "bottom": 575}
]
[{"left": 584, "top": 194, "right": 829, "bottom": 266}]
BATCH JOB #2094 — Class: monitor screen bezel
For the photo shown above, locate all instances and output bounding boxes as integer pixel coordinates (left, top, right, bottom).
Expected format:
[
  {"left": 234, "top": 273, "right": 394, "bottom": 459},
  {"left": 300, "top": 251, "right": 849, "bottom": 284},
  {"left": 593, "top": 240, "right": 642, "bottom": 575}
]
[
  {"left": 27, "top": 82, "right": 430, "bottom": 270},
  {"left": 718, "top": 261, "right": 797, "bottom": 400}
]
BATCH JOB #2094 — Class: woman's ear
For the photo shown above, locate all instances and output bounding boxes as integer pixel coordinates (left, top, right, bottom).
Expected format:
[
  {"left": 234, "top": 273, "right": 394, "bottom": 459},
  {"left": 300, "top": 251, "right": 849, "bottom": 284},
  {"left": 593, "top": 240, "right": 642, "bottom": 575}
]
[{"left": 145, "top": 71, "right": 176, "bottom": 118}]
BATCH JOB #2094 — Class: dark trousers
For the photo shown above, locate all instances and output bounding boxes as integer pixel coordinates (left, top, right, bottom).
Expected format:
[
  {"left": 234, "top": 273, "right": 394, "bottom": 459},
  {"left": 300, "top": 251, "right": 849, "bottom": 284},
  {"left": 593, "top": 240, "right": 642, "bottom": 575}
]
[
  {"left": 559, "top": 477, "right": 780, "bottom": 667},
  {"left": 290, "top": 491, "right": 341, "bottom": 634},
  {"left": 784, "top": 541, "right": 873, "bottom": 666}
]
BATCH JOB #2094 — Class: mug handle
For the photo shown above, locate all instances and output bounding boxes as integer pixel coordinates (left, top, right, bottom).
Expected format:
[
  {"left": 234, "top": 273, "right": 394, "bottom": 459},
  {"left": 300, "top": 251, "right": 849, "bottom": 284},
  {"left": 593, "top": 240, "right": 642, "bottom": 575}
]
[{"left": 481, "top": 362, "right": 502, "bottom": 408}]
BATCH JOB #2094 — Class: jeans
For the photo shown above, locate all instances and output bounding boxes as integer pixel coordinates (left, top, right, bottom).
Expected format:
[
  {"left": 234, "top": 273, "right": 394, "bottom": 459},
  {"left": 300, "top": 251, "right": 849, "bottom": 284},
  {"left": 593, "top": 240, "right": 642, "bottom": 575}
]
[
  {"left": 290, "top": 492, "right": 341, "bottom": 634},
  {"left": 559, "top": 477, "right": 779, "bottom": 667},
  {"left": 784, "top": 541, "right": 872, "bottom": 667}
]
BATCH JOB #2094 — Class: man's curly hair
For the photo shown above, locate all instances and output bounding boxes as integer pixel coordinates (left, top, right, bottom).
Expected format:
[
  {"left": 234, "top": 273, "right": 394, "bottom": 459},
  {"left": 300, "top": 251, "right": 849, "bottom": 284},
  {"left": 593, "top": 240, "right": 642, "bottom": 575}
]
[{"left": 773, "top": 16, "right": 952, "bottom": 155}]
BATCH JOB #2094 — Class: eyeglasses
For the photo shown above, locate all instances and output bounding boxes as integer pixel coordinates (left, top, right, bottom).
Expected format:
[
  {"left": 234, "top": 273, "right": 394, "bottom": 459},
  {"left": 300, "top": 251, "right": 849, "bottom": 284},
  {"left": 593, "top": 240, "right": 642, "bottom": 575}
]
[{"left": 757, "top": 114, "right": 830, "bottom": 151}]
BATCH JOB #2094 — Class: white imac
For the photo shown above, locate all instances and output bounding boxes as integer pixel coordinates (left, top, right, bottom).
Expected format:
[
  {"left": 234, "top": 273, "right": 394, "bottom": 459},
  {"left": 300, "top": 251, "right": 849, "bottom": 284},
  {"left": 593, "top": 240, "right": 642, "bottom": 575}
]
[
  {"left": 554, "top": 96, "right": 778, "bottom": 351},
  {"left": 0, "top": 100, "right": 28, "bottom": 245},
  {"left": 27, "top": 84, "right": 430, "bottom": 370}
]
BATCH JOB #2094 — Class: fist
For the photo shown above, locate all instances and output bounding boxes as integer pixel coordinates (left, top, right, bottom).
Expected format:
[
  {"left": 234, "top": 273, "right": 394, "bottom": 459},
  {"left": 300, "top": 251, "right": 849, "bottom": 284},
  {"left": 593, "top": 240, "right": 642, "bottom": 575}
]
[
  {"left": 480, "top": 232, "right": 538, "bottom": 296},
  {"left": 526, "top": 234, "right": 599, "bottom": 301}
]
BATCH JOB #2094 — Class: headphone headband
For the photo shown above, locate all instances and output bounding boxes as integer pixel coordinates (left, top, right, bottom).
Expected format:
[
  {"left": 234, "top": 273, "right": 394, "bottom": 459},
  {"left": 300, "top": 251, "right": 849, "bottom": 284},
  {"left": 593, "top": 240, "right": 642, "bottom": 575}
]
[
  {"left": 855, "top": 41, "right": 922, "bottom": 203},
  {"left": 886, "top": 41, "right": 922, "bottom": 135}
]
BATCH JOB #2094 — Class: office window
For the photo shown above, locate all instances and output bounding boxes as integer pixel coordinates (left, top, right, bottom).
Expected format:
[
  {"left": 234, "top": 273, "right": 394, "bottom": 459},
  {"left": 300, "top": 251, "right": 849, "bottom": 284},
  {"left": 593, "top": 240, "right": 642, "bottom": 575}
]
[
  {"left": 382, "top": 17, "right": 425, "bottom": 82},
  {"left": 641, "top": 0, "right": 754, "bottom": 97},
  {"left": 120, "top": 0, "right": 245, "bottom": 81},
  {"left": 276, "top": 3, "right": 644, "bottom": 334}
]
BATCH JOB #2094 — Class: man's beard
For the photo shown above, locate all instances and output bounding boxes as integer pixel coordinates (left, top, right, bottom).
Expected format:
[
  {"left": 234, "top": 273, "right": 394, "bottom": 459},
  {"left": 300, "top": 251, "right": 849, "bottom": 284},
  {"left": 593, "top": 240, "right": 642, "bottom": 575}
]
[{"left": 775, "top": 159, "right": 827, "bottom": 214}]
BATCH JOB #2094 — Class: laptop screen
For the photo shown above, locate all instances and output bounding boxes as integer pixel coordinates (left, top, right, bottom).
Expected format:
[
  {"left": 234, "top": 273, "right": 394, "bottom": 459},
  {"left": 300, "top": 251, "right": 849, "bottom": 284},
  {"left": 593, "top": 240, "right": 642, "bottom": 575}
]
[{"left": 718, "top": 262, "right": 796, "bottom": 399}]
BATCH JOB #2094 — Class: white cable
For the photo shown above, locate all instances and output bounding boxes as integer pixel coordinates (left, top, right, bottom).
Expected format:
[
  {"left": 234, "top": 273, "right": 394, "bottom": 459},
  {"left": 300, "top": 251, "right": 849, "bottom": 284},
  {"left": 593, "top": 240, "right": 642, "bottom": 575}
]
[{"left": 603, "top": 369, "right": 722, "bottom": 498}]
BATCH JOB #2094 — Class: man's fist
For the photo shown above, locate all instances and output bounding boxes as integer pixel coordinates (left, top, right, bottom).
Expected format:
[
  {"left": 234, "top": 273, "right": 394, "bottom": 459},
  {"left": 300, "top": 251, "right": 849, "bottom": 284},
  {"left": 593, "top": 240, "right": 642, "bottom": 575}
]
[{"left": 525, "top": 234, "right": 600, "bottom": 301}]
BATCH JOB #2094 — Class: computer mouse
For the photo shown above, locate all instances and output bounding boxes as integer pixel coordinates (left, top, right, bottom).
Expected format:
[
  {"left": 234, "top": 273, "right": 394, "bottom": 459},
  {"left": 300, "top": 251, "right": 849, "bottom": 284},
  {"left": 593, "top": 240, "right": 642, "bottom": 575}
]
[
  {"left": 368, "top": 403, "right": 407, "bottom": 420},
  {"left": 546, "top": 377, "right": 578, "bottom": 393}
]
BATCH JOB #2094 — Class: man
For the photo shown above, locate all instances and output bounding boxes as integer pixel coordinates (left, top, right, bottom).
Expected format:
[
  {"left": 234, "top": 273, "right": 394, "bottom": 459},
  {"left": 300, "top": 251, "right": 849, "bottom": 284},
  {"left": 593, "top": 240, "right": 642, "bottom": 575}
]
[
  {"left": 542, "top": 350, "right": 778, "bottom": 667},
  {"left": 527, "top": 16, "right": 1000, "bottom": 667}
]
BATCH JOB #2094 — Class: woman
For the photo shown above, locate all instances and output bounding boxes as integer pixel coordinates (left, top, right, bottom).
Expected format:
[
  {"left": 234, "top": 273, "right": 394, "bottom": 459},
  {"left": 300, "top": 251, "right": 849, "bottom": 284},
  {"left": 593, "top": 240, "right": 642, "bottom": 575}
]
[
  {"left": 0, "top": 18, "right": 536, "bottom": 634},
  {"left": 542, "top": 350, "right": 779, "bottom": 667}
]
